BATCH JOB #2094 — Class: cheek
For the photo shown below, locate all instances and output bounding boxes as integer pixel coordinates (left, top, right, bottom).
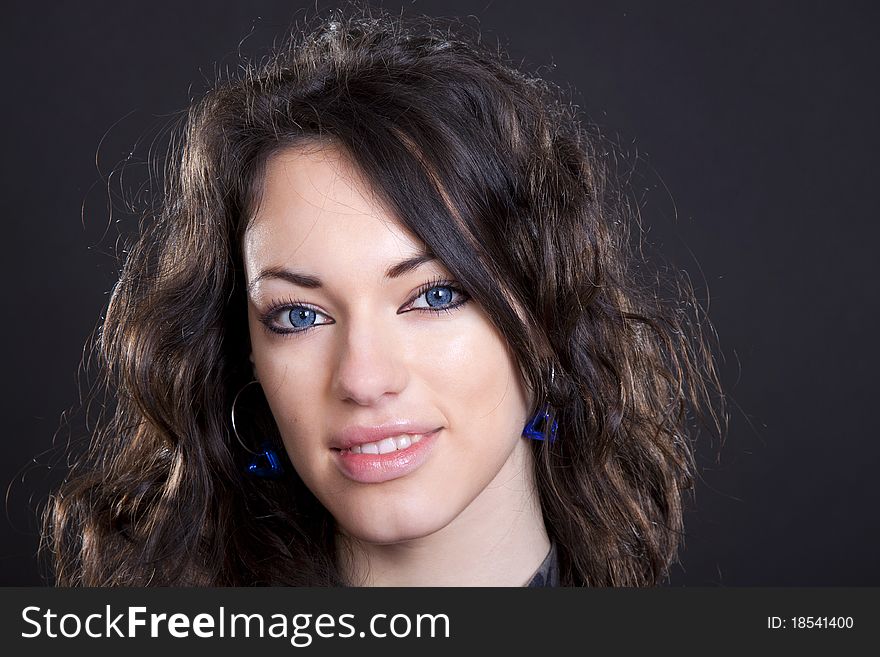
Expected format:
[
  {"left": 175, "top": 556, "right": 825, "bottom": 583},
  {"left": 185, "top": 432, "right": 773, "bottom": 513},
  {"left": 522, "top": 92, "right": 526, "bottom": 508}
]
[
  {"left": 246, "top": 314, "right": 328, "bottom": 451},
  {"left": 423, "top": 314, "right": 528, "bottom": 428},
  {"left": 416, "top": 316, "right": 531, "bottom": 526}
]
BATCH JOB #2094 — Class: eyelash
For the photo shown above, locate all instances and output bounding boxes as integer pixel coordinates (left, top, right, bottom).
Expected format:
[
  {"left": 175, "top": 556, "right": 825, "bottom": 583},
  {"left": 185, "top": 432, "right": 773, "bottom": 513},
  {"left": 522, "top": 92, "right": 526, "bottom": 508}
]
[{"left": 258, "top": 276, "right": 470, "bottom": 336}]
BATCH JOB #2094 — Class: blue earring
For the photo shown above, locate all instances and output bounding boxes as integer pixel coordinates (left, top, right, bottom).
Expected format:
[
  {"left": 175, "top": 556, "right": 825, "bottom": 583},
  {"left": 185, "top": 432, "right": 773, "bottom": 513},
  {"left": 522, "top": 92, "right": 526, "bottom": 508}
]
[
  {"left": 246, "top": 442, "right": 285, "bottom": 479},
  {"left": 523, "top": 365, "right": 559, "bottom": 443},
  {"left": 523, "top": 403, "right": 559, "bottom": 443},
  {"left": 232, "top": 381, "right": 285, "bottom": 479}
]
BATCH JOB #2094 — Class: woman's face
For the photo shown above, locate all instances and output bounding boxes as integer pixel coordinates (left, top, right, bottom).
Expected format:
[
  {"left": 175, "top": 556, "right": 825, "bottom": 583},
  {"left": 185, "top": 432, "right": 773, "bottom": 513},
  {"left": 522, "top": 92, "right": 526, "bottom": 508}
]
[{"left": 244, "top": 144, "right": 533, "bottom": 544}]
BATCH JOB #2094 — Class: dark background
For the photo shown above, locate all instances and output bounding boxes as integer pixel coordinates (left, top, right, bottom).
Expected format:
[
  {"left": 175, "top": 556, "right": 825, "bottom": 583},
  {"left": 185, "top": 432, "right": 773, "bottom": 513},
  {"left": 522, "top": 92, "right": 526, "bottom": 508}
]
[{"left": 3, "top": 0, "right": 877, "bottom": 586}]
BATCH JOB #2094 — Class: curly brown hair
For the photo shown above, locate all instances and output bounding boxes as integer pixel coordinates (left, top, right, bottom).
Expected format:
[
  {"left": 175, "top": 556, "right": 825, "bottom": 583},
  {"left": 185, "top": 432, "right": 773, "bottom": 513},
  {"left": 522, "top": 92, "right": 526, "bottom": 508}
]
[{"left": 44, "top": 5, "right": 724, "bottom": 586}]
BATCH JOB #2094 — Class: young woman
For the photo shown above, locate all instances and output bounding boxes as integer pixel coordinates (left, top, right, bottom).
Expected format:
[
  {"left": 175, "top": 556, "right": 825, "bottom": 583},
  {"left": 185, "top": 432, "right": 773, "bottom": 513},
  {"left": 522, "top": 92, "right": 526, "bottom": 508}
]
[{"left": 46, "top": 7, "right": 723, "bottom": 586}]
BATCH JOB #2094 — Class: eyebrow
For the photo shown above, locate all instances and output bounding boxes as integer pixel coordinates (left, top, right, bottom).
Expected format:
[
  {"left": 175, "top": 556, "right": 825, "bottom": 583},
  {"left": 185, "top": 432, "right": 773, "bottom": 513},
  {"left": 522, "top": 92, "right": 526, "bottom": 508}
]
[{"left": 249, "top": 252, "right": 436, "bottom": 292}]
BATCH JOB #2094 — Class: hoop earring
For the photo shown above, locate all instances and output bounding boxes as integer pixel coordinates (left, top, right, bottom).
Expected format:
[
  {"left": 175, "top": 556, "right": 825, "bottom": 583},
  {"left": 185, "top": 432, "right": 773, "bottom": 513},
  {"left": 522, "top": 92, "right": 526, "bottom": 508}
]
[
  {"left": 522, "top": 364, "right": 559, "bottom": 443},
  {"left": 231, "top": 380, "right": 285, "bottom": 479}
]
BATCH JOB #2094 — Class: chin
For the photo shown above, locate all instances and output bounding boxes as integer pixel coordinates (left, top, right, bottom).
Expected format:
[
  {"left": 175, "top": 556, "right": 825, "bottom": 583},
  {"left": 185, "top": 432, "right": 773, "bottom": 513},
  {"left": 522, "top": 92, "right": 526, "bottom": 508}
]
[{"left": 334, "top": 496, "right": 459, "bottom": 545}]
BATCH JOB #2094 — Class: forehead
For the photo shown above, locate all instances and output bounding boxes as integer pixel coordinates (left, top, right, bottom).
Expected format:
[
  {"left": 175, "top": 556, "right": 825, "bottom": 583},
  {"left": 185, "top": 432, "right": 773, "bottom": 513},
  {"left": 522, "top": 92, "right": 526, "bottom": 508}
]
[{"left": 244, "top": 144, "right": 422, "bottom": 278}]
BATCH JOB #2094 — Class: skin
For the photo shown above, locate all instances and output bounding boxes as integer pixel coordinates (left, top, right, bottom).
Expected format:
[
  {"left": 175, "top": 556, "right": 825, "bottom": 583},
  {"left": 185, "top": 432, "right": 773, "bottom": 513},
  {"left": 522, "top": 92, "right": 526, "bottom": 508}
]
[{"left": 244, "top": 143, "right": 550, "bottom": 585}]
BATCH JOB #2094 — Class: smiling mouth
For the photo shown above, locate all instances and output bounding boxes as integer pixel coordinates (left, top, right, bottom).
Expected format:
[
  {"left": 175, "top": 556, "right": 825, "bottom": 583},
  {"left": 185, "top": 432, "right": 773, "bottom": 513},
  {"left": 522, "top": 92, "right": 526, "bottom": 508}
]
[
  {"left": 331, "top": 429, "right": 441, "bottom": 484},
  {"left": 334, "top": 433, "right": 427, "bottom": 455}
]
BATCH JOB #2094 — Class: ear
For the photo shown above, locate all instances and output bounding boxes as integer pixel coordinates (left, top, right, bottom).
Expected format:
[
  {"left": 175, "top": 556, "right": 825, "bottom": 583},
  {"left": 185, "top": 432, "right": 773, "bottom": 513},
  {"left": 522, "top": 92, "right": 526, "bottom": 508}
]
[{"left": 249, "top": 351, "right": 258, "bottom": 381}]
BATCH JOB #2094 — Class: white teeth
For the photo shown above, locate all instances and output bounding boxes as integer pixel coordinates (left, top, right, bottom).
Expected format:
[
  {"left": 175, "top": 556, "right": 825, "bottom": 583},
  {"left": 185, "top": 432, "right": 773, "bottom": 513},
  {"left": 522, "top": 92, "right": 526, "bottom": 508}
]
[
  {"left": 342, "top": 433, "right": 424, "bottom": 455},
  {"left": 377, "top": 437, "right": 397, "bottom": 454}
]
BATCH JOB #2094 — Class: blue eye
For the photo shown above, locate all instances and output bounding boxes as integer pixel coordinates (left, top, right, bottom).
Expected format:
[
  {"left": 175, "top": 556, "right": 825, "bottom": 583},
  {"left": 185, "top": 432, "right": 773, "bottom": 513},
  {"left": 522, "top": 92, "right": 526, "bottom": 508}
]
[
  {"left": 410, "top": 284, "right": 467, "bottom": 311},
  {"left": 288, "top": 307, "right": 317, "bottom": 328},
  {"left": 426, "top": 286, "right": 453, "bottom": 307},
  {"left": 262, "top": 303, "right": 333, "bottom": 334}
]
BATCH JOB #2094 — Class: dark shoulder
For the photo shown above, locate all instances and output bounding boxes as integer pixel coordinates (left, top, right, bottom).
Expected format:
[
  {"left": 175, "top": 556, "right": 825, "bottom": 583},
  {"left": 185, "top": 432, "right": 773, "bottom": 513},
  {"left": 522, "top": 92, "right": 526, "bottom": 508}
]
[{"left": 526, "top": 541, "right": 559, "bottom": 587}]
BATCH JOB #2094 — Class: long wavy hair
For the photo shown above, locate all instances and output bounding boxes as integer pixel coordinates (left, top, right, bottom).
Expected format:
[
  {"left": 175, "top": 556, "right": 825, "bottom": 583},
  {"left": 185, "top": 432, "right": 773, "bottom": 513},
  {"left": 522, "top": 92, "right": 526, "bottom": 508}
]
[{"left": 44, "top": 6, "right": 724, "bottom": 586}]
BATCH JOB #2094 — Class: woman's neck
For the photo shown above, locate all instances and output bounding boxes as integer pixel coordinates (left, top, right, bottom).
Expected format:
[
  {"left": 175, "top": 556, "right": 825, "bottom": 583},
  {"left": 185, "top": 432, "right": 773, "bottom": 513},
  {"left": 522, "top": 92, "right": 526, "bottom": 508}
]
[{"left": 335, "top": 439, "right": 550, "bottom": 586}]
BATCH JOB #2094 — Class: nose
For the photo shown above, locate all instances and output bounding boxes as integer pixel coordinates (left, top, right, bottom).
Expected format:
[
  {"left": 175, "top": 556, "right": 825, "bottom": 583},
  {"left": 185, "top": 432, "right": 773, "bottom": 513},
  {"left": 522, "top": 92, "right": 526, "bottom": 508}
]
[{"left": 330, "top": 320, "right": 409, "bottom": 406}]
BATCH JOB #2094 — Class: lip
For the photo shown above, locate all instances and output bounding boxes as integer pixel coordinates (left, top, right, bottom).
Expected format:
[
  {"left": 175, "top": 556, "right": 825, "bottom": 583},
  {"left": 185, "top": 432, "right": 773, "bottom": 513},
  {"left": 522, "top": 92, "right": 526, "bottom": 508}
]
[
  {"left": 331, "top": 426, "right": 442, "bottom": 484},
  {"left": 331, "top": 421, "right": 443, "bottom": 450}
]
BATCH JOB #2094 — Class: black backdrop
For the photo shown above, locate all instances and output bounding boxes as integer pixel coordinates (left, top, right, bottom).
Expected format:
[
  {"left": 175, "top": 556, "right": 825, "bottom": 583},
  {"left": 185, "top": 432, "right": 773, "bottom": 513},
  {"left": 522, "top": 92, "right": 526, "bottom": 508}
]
[{"left": 3, "top": 0, "right": 877, "bottom": 586}]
